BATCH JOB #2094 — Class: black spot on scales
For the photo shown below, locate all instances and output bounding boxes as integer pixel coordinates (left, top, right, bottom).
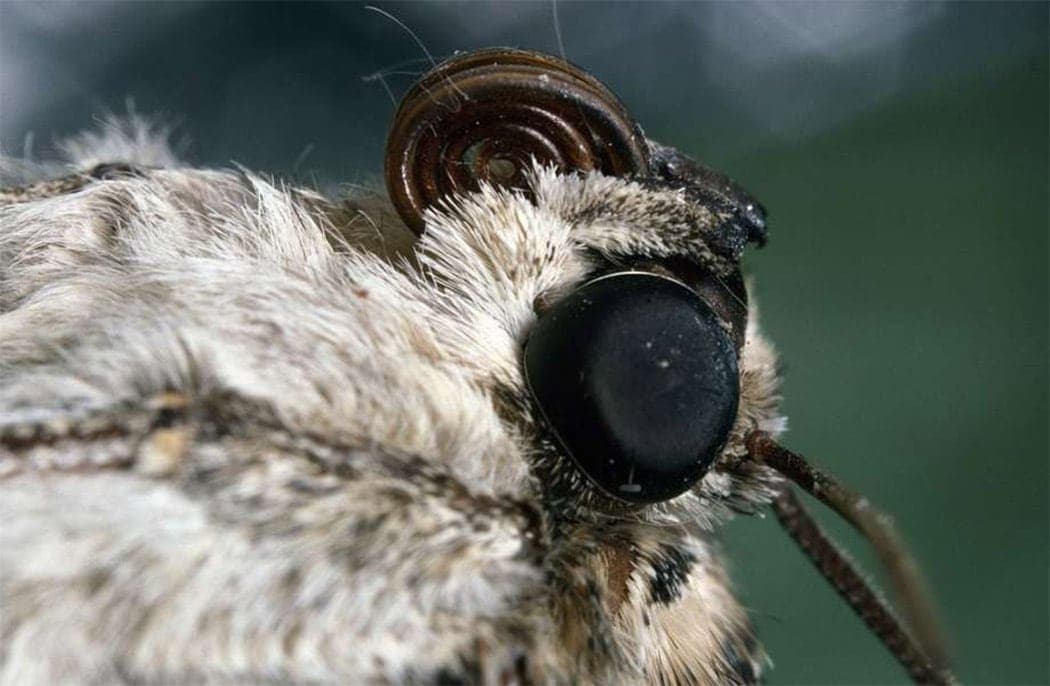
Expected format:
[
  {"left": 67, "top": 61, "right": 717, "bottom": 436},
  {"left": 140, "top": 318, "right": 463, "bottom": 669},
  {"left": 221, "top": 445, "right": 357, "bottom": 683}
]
[
  {"left": 647, "top": 544, "right": 696, "bottom": 605},
  {"left": 720, "top": 630, "right": 761, "bottom": 684}
]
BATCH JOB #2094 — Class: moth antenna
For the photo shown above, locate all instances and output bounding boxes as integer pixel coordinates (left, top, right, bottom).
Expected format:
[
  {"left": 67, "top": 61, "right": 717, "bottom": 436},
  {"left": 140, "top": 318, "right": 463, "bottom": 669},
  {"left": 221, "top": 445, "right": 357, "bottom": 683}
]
[
  {"left": 771, "top": 489, "right": 954, "bottom": 685},
  {"left": 746, "top": 431, "right": 955, "bottom": 684}
]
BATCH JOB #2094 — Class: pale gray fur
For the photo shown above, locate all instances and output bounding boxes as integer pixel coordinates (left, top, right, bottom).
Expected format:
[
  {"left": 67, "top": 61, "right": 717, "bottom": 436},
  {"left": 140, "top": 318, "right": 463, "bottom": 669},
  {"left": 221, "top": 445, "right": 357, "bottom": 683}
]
[{"left": 0, "top": 122, "right": 784, "bottom": 684}]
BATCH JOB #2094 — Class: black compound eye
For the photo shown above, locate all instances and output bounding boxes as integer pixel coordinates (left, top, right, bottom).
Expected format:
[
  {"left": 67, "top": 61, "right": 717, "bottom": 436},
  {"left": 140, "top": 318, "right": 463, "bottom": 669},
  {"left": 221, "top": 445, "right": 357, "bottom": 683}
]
[{"left": 524, "top": 272, "right": 740, "bottom": 504}]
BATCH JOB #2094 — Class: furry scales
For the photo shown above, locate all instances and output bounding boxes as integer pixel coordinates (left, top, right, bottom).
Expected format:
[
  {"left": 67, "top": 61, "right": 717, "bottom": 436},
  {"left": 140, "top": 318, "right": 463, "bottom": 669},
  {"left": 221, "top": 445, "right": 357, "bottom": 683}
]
[{"left": 0, "top": 120, "right": 784, "bottom": 685}]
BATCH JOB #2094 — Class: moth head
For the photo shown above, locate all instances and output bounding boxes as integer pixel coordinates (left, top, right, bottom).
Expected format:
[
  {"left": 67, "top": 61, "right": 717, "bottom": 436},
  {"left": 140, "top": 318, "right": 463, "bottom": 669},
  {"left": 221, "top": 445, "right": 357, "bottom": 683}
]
[
  {"left": 383, "top": 47, "right": 954, "bottom": 684},
  {"left": 385, "top": 47, "right": 767, "bottom": 508}
]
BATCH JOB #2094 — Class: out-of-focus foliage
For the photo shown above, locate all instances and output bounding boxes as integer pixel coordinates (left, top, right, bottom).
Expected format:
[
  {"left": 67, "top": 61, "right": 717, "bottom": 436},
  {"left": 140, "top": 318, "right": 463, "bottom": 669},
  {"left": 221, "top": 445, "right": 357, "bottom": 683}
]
[{"left": 1, "top": 2, "right": 1045, "bottom": 683}]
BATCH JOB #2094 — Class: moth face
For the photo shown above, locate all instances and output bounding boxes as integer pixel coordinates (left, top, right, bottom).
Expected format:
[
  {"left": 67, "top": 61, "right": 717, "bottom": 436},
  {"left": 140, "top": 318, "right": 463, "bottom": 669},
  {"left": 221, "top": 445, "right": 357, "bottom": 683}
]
[
  {"left": 377, "top": 49, "right": 950, "bottom": 682},
  {"left": 385, "top": 48, "right": 782, "bottom": 522},
  {"left": 516, "top": 172, "right": 780, "bottom": 522}
]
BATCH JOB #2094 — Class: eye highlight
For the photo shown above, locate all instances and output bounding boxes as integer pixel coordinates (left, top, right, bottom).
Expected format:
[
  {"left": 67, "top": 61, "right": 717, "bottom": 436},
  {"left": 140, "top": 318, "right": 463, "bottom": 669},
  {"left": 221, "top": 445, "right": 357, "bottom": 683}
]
[{"left": 523, "top": 272, "right": 740, "bottom": 504}]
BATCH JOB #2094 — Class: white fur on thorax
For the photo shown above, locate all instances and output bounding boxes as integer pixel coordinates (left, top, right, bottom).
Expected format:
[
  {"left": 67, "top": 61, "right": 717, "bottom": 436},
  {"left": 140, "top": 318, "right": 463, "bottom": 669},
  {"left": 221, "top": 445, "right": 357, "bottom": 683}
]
[{"left": 0, "top": 122, "right": 783, "bottom": 684}]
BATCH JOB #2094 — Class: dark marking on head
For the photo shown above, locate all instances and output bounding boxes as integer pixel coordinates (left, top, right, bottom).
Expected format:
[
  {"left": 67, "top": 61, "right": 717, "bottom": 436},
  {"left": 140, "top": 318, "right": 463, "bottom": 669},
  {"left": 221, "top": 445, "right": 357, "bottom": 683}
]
[{"left": 647, "top": 544, "right": 696, "bottom": 605}]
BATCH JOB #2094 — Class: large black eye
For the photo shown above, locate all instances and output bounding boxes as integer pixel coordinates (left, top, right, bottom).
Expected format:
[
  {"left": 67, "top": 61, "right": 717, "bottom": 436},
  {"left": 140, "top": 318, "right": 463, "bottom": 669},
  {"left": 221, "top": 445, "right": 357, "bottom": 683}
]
[{"left": 524, "top": 272, "right": 739, "bottom": 504}]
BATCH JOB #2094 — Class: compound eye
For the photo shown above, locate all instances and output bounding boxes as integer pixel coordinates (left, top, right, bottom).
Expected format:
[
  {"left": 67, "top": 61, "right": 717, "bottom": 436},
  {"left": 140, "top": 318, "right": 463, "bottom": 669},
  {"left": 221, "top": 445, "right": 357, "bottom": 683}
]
[{"left": 524, "top": 273, "right": 739, "bottom": 504}]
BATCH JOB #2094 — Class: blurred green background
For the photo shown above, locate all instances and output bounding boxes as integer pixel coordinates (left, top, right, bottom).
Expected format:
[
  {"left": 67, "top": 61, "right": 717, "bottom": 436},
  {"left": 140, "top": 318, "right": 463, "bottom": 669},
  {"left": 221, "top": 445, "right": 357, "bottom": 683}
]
[{"left": 2, "top": 2, "right": 1046, "bottom": 683}]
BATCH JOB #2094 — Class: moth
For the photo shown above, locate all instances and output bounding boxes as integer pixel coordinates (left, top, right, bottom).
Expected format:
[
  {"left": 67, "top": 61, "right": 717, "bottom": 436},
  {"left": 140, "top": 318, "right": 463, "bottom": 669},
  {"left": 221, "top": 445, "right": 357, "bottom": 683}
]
[{"left": 0, "top": 49, "right": 953, "bottom": 685}]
